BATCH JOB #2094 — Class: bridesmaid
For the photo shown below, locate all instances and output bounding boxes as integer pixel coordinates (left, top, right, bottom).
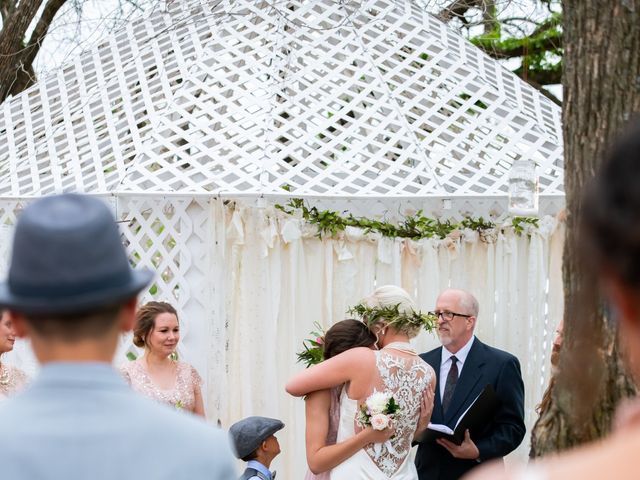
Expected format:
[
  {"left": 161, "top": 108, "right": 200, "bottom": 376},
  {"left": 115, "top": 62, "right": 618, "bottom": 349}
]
[
  {"left": 0, "top": 311, "right": 28, "bottom": 399},
  {"left": 121, "top": 301, "right": 205, "bottom": 416}
]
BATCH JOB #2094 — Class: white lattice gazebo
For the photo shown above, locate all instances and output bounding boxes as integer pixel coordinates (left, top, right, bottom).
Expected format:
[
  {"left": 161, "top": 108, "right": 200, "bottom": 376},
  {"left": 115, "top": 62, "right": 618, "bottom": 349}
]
[{"left": 0, "top": 0, "right": 564, "bottom": 476}]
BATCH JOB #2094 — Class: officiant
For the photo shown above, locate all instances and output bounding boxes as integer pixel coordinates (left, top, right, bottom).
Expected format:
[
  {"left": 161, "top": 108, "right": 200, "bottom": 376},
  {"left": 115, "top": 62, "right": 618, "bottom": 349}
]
[{"left": 414, "top": 289, "right": 525, "bottom": 480}]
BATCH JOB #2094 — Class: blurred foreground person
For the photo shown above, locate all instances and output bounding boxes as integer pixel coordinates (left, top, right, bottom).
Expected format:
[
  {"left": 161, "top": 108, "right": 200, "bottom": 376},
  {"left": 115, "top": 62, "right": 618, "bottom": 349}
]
[
  {"left": 0, "top": 194, "right": 235, "bottom": 479},
  {"left": 465, "top": 121, "right": 640, "bottom": 480}
]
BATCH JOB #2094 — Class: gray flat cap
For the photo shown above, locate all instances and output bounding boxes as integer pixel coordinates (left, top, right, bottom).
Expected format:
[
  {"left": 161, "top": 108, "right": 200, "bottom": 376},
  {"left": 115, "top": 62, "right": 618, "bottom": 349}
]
[{"left": 229, "top": 416, "right": 284, "bottom": 459}]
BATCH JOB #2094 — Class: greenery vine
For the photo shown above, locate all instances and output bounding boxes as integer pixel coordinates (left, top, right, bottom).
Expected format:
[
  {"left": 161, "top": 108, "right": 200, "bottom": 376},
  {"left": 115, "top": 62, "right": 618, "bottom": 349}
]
[{"left": 275, "top": 198, "right": 540, "bottom": 240}]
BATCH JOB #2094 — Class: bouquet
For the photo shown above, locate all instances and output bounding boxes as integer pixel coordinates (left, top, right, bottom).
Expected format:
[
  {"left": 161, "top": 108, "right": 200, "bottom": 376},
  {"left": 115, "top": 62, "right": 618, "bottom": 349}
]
[
  {"left": 296, "top": 322, "right": 326, "bottom": 368},
  {"left": 357, "top": 390, "right": 400, "bottom": 431}
]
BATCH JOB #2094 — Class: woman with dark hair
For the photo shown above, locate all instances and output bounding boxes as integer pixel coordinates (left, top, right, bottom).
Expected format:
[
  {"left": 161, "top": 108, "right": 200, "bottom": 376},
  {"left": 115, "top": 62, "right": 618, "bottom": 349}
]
[
  {"left": 120, "top": 301, "right": 205, "bottom": 417},
  {"left": 0, "top": 311, "right": 27, "bottom": 400},
  {"left": 288, "top": 286, "right": 436, "bottom": 479},
  {"left": 304, "top": 319, "right": 396, "bottom": 479},
  {"left": 467, "top": 121, "right": 640, "bottom": 480}
]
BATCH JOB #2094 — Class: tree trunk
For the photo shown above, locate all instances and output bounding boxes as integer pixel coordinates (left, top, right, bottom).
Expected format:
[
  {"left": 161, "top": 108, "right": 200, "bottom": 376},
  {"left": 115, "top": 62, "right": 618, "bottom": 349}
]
[
  {"left": 0, "top": 0, "right": 68, "bottom": 102},
  {"left": 0, "top": 0, "right": 45, "bottom": 100},
  {"left": 530, "top": 0, "right": 640, "bottom": 456}
]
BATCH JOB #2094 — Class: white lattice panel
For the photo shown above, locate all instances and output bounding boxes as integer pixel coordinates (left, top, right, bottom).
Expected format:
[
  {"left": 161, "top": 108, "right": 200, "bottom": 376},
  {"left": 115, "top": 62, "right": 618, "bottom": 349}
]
[
  {"left": 115, "top": 195, "right": 226, "bottom": 418},
  {"left": 0, "top": 0, "right": 562, "bottom": 204}
]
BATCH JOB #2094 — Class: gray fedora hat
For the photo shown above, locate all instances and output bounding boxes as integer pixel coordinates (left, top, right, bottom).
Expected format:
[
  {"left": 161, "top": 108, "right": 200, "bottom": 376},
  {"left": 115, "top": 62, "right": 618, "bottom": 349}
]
[
  {"left": 0, "top": 194, "right": 153, "bottom": 314},
  {"left": 229, "top": 416, "right": 284, "bottom": 459}
]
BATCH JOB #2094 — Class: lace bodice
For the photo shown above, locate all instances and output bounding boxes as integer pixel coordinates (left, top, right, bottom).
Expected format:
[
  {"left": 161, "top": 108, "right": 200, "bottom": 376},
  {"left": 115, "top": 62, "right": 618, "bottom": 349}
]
[
  {"left": 120, "top": 359, "right": 202, "bottom": 412},
  {"left": 363, "top": 349, "right": 432, "bottom": 477},
  {"left": 0, "top": 363, "right": 28, "bottom": 399}
]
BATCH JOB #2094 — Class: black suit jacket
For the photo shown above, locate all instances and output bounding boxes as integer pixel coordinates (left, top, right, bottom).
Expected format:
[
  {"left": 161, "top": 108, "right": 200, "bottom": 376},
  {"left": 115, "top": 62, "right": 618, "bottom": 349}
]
[{"left": 415, "top": 337, "right": 525, "bottom": 480}]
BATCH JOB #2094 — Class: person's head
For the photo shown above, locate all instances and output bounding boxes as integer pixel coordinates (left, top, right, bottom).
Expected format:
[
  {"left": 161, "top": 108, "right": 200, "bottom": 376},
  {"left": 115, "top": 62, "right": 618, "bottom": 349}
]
[
  {"left": 133, "top": 301, "right": 179, "bottom": 358},
  {"left": 582, "top": 120, "right": 640, "bottom": 380},
  {"left": 323, "top": 319, "right": 376, "bottom": 360},
  {"left": 432, "top": 289, "right": 478, "bottom": 353},
  {"left": 0, "top": 194, "right": 153, "bottom": 363},
  {"left": 229, "top": 416, "right": 284, "bottom": 468},
  {"left": 0, "top": 311, "right": 16, "bottom": 356},
  {"left": 361, "top": 285, "right": 420, "bottom": 342}
]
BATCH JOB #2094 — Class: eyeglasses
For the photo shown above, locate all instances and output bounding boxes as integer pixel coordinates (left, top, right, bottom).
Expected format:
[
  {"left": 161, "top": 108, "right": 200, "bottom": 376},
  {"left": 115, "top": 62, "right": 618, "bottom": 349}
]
[{"left": 429, "top": 311, "right": 473, "bottom": 322}]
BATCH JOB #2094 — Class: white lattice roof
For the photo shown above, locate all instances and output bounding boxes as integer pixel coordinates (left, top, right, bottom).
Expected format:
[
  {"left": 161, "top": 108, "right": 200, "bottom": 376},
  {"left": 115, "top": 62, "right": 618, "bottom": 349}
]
[{"left": 0, "top": 0, "right": 563, "bottom": 199}]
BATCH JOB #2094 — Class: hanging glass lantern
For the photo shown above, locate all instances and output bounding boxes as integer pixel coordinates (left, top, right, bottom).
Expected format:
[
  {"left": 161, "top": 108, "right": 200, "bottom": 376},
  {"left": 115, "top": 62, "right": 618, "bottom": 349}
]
[{"left": 508, "top": 159, "right": 539, "bottom": 216}]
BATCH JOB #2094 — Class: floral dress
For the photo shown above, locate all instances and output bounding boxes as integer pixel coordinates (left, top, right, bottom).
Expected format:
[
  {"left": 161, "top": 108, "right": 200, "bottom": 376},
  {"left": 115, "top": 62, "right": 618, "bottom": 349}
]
[
  {"left": 120, "top": 359, "right": 202, "bottom": 412},
  {"left": 0, "top": 363, "right": 28, "bottom": 400}
]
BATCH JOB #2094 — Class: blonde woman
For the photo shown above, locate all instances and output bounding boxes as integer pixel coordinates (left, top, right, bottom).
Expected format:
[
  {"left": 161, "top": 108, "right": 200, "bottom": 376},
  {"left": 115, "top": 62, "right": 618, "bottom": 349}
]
[{"left": 121, "top": 301, "right": 205, "bottom": 416}]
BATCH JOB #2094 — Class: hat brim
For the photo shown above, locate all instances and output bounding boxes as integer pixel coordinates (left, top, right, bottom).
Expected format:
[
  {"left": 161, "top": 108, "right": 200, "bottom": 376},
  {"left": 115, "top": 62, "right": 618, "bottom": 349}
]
[{"left": 0, "top": 269, "right": 154, "bottom": 315}]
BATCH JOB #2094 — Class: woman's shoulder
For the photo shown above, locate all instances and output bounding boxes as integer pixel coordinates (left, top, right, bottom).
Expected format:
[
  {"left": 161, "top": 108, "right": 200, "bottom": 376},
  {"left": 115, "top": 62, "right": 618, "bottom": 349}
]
[
  {"left": 338, "top": 346, "right": 375, "bottom": 360},
  {"left": 177, "top": 361, "right": 202, "bottom": 385},
  {"left": 119, "top": 359, "right": 139, "bottom": 373},
  {"left": 418, "top": 357, "right": 436, "bottom": 378},
  {"left": 118, "top": 359, "right": 141, "bottom": 384}
]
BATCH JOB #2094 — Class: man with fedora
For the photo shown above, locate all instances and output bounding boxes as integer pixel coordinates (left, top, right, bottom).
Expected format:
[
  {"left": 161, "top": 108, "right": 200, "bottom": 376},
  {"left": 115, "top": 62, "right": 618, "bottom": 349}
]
[
  {"left": 230, "top": 416, "right": 285, "bottom": 480},
  {"left": 0, "top": 193, "right": 236, "bottom": 479}
]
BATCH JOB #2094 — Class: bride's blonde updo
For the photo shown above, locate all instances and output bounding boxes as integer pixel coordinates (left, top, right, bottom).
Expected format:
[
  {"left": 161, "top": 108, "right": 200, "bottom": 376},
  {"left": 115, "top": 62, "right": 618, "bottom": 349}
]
[{"left": 361, "top": 285, "right": 422, "bottom": 338}]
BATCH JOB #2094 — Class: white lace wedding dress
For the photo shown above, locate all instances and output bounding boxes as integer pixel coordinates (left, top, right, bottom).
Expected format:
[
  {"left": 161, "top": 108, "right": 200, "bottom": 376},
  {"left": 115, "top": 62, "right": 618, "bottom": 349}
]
[{"left": 330, "top": 345, "right": 432, "bottom": 479}]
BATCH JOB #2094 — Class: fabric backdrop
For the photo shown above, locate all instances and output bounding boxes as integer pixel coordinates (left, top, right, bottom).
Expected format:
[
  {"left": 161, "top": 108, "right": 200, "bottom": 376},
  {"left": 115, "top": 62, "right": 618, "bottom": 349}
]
[{"left": 2, "top": 198, "right": 564, "bottom": 478}]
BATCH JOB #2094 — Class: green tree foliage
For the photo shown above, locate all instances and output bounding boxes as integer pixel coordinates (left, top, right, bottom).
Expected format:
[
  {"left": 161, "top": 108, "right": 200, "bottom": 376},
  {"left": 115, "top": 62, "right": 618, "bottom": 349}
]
[{"left": 430, "top": 0, "right": 562, "bottom": 103}]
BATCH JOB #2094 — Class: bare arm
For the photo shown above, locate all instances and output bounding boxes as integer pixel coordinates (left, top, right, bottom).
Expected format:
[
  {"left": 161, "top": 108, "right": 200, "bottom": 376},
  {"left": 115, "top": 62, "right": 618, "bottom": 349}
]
[
  {"left": 193, "top": 384, "right": 206, "bottom": 418},
  {"left": 286, "top": 347, "right": 373, "bottom": 397},
  {"left": 305, "top": 390, "right": 393, "bottom": 474},
  {"left": 190, "top": 364, "right": 206, "bottom": 418}
]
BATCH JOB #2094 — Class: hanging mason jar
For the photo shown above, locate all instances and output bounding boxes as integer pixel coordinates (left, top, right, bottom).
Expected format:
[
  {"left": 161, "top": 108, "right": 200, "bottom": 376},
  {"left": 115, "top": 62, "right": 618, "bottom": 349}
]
[{"left": 508, "top": 159, "right": 539, "bottom": 216}]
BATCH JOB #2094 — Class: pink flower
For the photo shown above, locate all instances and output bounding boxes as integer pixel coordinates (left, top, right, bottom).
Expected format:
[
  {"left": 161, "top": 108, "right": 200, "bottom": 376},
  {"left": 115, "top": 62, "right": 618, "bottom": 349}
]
[
  {"left": 315, "top": 336, "right": 324, "bottom": 345},
  {"left": 370, "top": 413, "right": 390, "bottom": 431}
]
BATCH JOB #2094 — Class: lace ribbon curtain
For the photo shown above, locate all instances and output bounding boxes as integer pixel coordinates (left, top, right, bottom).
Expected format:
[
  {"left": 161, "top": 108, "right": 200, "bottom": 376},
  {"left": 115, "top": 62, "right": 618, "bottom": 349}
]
[{"left": 216, "top": 202, "right": 564, "bottom": 478}]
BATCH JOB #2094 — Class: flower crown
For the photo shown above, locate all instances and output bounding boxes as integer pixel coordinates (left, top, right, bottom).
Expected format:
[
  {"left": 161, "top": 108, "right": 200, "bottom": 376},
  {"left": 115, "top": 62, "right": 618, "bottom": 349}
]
[
  {"left": 347, "top": 302, "right": 437, "bottom": 333},
  {"left": 296, "top": 322, "right": 326, "bottom": 368}
]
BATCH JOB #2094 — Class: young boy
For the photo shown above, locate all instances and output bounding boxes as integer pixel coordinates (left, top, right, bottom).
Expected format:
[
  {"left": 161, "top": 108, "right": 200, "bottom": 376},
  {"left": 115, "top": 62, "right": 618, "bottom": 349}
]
[{"left": 230, "top": 416, "right": 284, "bottom": 480}]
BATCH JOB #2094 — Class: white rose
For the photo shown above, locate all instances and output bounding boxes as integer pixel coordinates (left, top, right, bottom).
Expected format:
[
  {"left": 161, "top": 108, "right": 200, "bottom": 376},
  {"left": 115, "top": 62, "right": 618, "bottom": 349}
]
[
  {"left": 370, "top": 414, "right": 390, "bottom": 431},
  {"left": 366, "top": 391, "right": 391, "bottom": 415}
]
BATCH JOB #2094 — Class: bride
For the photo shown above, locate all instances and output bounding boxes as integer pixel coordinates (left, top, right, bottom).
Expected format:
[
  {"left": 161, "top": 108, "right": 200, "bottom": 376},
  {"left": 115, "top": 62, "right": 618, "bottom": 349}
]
[{"left": 286, "top": 285, "right": 436, "bottom": 479}]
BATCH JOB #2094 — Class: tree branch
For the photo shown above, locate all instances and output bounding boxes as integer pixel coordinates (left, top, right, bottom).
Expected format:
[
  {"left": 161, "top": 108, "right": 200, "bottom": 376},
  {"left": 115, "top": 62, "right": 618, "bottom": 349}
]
[
  {"left": 436, "top": 0, "right": 483, "bottom": 23},
  {"left": 24, "top": 0, "right": 68, "bottom": 66},
  {"left": 0, "top": 0, "right": 46, "bottom": 101},
  {"left": 514, "top": 64, "right": 561, "bottom": 87},
  {"left": 475, "top": 33, "right": 562, "bottom": 59},
  {"left": 522, "top": 77, "right": 561, "bottom": 106}
]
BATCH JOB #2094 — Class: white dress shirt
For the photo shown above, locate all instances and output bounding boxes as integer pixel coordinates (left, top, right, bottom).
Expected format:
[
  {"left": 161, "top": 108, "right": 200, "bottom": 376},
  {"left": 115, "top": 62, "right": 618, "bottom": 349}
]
[{"left": 439, "top": 336, "right": 475, "bottom": 401}]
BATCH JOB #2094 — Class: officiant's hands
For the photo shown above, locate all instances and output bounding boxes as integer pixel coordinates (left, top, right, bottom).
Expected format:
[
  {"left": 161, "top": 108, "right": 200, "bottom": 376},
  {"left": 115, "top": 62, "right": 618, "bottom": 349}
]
[
  {"left": 414, "top": 386, "right": 435, "bottom": 437},
  {"left": 436, "top": 429, "right": 479, "bottom": 460}
]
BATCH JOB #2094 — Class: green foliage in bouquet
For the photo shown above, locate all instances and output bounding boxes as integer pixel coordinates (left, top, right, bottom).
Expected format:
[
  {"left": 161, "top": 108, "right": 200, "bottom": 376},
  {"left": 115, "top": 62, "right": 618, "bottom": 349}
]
[{"left": 296, "top": 322, "right": 326, "bottom": 368}]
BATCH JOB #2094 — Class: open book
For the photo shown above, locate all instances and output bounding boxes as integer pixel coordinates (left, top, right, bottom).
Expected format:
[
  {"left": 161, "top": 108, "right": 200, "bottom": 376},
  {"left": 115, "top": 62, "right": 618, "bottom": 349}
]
[{"left": 418, "top": 384, "right": 499, "bottom": 445}]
